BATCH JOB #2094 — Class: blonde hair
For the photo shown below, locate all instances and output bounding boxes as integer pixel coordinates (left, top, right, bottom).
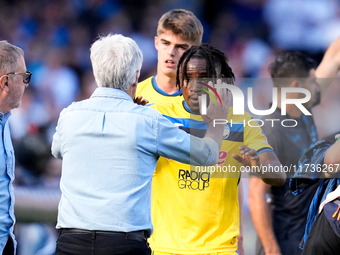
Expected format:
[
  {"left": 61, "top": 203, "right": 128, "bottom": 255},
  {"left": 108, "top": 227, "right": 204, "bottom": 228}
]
[{"left": 157, "top": 9, "right": 203, "bottom": 46}]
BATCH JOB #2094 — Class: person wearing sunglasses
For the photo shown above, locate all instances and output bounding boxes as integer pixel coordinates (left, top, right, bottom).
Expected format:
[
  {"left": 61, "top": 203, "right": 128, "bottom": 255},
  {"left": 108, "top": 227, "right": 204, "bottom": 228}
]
[{"left": 0, "top": 40, "right": 31, "bottom": 255}]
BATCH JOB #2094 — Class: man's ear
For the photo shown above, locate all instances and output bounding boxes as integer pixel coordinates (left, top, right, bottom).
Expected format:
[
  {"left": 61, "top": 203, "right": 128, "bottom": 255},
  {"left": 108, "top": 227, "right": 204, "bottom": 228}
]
[
  {"left": 290, "top": 79, "right": 299, "bottom": 88},
  {"left": 0, "top": 75, "right": 9, "bottom": 92},
  {"left": 134, "top": 70, "right": 139, "bottom": 85},
  {"left": 154, "top": 36, "right": 159, "bottom": 51}
]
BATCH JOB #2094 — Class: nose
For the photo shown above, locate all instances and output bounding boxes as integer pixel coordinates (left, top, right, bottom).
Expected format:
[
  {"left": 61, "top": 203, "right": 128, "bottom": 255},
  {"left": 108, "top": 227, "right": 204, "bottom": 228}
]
[{"left": 168, "top": 45, "right": 175, "bottom": 56}]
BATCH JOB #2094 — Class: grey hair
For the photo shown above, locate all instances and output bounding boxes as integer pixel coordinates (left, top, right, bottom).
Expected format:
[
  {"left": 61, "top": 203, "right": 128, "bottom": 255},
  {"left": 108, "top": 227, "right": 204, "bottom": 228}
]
[
  {"left": 0, "top": 40, "right": 24, "bottom": 75},
  {"left": 90, "top": 34, "right": 143, "bottom": 90}
]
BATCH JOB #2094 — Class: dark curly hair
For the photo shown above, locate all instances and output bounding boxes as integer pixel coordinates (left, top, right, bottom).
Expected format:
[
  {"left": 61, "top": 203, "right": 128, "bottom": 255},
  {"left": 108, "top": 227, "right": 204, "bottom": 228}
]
[{"left": 176, "top": 43, "right": 235, "bottom": 89}]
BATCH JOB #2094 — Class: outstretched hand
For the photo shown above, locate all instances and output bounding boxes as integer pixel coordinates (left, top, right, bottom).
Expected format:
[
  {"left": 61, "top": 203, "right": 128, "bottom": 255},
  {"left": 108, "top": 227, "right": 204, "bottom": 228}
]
[{"left": 232, "top": 145, "right": 260, "bottom": 169}]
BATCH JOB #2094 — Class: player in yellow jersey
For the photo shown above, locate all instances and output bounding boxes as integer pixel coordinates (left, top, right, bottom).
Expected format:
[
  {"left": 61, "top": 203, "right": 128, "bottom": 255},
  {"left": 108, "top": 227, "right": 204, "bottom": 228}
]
[
  {"left": 150, "top": 44, "right": 285, "bottom": 255},
  {"left": 136, "top": 9, "right": 203, "bottom": 105}
]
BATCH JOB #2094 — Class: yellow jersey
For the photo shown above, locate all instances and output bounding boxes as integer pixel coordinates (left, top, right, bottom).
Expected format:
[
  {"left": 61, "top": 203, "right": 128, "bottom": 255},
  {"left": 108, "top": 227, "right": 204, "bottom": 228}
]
[
  {"left": 150, "top": 101, "right": 272, "bottom": 254},
  {"left": 137, "top": 76, "right": 183, "bottom": 105}
]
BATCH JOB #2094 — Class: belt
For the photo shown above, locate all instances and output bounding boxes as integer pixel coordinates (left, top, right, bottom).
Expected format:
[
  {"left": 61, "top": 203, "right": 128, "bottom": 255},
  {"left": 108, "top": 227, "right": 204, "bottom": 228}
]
[{"left": 59, "top": 228, "right": 148, "bottom": 242}]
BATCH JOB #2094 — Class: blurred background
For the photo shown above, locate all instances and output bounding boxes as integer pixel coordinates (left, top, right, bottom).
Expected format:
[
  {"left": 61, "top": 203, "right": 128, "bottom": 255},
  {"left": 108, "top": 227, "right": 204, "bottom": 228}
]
[{"left": 1, "top": 0, "right": 340, "bottom": 254}]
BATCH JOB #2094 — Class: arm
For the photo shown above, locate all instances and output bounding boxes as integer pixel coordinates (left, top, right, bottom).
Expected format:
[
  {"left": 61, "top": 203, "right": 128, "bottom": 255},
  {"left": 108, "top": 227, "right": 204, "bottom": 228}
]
[
  {"left": 312, "top": 36, "right": 340, "bottom": 140},
  {"left": 248, "top": 177, "right": 282, "bottom": 255},
  {"left": 201, "top": 82, "right": 232, "bottom": 149},
  {"left": 51, "top": 131, "right": 62, "bottom": 159},
  {"left": 323, "top": 141, "right": 340, "bottom": 177},
  {"left": 237, "top": 179, "right": 245, "bottom": 255},
  {"left": 157, "top": 117, "right": 222, "bottom": 166},
  {"left": 203, "top": 120, "right": 225, "bottom": 150},
  {"left": 51, "top": 113, "right": 63, "bottom": 159},
  {"left": 325, "top": 140, "right": 340, "bottom": 165},
  {"left": 232, "top": 148, "right": 285, "bottom": 186},
  {"left": 315, "top": 36, "right": 340, "bottom": 95},
  {"left": 258, "top": 150, "right": 285, "bottom": 186}
]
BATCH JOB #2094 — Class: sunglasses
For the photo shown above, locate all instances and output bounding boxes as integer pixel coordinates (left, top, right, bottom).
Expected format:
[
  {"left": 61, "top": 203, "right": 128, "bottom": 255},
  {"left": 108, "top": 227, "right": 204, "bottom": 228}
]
[{"left": 6, "top": 71, "right": 32, "bottom": 84}]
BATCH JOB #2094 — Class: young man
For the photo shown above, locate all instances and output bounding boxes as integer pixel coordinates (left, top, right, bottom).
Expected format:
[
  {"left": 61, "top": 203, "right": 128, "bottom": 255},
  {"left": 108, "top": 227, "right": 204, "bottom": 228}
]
[
  {"left": 0, "top": 40, "right": 31, "bottom": 255},
  {"left": 292, "top": 37, "right": 340, "bottom": 255},
  {"left": 249, "top": 35, "right": 340, "bottom": 255},
  {"left": 248, "top": 52, "right": 320, "bottom": 255},
  {"left": 136, "top": 9, "right": 203, "bottom": 105},
  {"left": 149, "top": 43, "right": 285, "bottom": 255}
]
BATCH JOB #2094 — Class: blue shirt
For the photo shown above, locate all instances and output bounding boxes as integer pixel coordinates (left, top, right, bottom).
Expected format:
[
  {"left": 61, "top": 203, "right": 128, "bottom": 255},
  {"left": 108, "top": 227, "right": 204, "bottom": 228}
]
[
  {"left": 52, "top": 87, "right": 219, "bottom": 236},
  {"left": 0, "top": 112, "right": 16, "bottom": 253}
]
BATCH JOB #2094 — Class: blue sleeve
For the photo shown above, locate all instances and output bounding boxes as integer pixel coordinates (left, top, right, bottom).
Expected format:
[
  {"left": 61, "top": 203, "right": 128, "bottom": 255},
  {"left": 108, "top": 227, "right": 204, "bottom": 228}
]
[{"left": 156, "top": 115, "right": 219, "bottom": 166}]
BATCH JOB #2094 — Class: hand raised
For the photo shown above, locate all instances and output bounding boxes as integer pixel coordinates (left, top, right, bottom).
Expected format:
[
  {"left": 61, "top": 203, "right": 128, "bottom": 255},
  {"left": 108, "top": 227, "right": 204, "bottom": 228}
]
[{"left": 200, "top": 80, "right": 232, "bottom": 125}]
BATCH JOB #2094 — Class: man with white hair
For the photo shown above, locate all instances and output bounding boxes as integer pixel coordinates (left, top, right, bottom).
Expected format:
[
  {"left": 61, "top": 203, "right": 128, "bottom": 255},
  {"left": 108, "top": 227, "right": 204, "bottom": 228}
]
[
  {"left": 0, "top": 40, "right": 31, "bottom": 255},
  {"left": 51, "top": 34, "right": 230, "bottom": 255}
]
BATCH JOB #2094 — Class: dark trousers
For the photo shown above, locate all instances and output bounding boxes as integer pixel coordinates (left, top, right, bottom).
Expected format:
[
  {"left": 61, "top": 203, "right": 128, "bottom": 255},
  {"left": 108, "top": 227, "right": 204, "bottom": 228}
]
[
  {"left": 302, "top": 211, "right": 340, "bottom": 255},
  {"left": 55, "top": 228, "right": 151, "bottom": 255},
  {"left": 3, "top": 237, "right": 14, "bottom": 255}
]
